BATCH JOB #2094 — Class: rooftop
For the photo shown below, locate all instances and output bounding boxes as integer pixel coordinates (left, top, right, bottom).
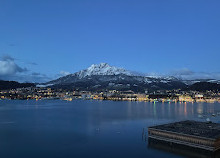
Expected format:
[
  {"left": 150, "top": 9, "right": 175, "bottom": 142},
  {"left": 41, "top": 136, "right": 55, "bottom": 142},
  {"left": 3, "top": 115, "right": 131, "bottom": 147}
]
[{"left": 149, "top": 120, "right": 220, "bottom": 139}]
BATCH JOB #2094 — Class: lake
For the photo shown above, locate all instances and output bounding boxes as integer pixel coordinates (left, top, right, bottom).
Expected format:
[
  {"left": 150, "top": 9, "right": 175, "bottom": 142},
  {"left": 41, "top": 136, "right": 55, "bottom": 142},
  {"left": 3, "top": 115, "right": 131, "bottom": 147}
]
[{"left": 0, "top": 100, "right": 220, "bottom": 158}]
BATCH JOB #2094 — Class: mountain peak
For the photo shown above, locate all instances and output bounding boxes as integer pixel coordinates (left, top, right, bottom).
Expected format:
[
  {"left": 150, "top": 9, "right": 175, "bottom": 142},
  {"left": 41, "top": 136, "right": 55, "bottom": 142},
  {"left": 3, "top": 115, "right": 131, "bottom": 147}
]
[
  {"left": 88, "top": 63, "right": 110, "bottom": 70},
  {"left": 76, "top": 63, "right": 132, "bottom": 78}
]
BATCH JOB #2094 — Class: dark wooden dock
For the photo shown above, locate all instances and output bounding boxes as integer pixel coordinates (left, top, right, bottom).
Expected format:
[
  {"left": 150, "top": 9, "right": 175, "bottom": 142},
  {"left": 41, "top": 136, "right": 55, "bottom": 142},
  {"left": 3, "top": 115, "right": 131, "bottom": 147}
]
[{"left": 148, "top": 120, "right": 220, "bottom": 151}]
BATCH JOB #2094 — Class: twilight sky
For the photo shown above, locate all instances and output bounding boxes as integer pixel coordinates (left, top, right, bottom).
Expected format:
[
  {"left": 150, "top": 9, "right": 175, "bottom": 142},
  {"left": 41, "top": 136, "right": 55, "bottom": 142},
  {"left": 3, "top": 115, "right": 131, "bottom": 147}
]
[{"left": 0, "top": 0, "right": 220, "bottom": 82}]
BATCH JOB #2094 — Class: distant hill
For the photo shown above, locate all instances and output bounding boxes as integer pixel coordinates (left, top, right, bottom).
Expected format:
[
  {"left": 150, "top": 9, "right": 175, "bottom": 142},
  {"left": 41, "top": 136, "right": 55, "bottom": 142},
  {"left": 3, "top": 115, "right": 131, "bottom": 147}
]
[
  {"left": 0, "top": 80, "right": 35, "bottom": 90},
  {"left": 186, "top": 82, "right": 220, "bottom": 92},
  {"left": 48, "top": 74, "right": 187, "bottom": 92}
]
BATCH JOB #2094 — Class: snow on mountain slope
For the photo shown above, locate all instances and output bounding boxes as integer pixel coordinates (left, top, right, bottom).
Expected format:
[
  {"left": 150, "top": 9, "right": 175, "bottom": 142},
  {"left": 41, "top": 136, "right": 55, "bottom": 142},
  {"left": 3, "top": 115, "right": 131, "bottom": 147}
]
[
  {"left": 48, "top": 63, "right": 184, "bottom": 85},
  {"left": 45, "top": 63, "right": 190, "bottom": 91},
  {"left": 42, "top": 63, "right": 220, "bottom": 92},
  {"left": 75, "top": 63, "right": 133, "bottom": 78}
]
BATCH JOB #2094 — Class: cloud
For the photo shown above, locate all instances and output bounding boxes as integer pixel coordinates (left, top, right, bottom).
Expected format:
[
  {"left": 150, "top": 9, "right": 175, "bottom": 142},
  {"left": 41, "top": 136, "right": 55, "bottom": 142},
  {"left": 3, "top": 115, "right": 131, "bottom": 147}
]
[
  {"left": 54, "top": 70, "right": 71, "bottom": 79},
  {"left": 171, "top": 68, "right": 194, "bottom": 76},
  {"left": 0, "top": 54, "right": 56, "bottom": 83},
  {"left": 168, "top": 68, "right": 220, "bottom": 80},
  {"left": 1, "top": 73, "right": 52, "bottom": 83},
  {"left": 59, "top": 71, "right": 71, "bottom": 76},
  {"left": 32, "top": 72, "right": 41, "bottom": 76},
  {"left": 1, "top": 55, "right": 15, "bottom": 61},
  {"left": 189, "top": 72, "right": 220, "bottom": 80},
  {"left": 141, "top": 68, "right": 220, "bottom": 80},
  {"left": 0, "top": 54, "right": 50, "bottom": 83},
  {"left": 0, "top": 55, "right": 27, "bottom": 76}
]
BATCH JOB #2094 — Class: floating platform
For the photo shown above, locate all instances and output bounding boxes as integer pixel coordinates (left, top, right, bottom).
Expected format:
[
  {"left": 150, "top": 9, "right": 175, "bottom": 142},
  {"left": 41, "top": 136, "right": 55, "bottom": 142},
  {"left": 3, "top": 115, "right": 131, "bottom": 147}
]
[
  {"left": 148, "top": 138, "right": 220, "bottom": 158},
  {"left": 148, "top": 120, "right": 220, "bottom": 151}
]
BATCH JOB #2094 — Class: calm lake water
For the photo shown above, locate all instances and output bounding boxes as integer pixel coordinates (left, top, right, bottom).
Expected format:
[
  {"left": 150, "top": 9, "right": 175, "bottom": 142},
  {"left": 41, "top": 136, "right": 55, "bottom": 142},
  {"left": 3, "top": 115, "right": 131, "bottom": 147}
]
[{"left": 0, "top": 100, "right": 220, "bottom": 158}]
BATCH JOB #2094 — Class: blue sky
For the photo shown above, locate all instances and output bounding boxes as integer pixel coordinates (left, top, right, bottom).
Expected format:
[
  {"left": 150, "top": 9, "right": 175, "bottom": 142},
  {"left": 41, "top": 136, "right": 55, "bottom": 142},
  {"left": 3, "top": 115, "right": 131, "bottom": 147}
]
[{"left": 0, "top": 0, "right": 220, "bottom": 82}]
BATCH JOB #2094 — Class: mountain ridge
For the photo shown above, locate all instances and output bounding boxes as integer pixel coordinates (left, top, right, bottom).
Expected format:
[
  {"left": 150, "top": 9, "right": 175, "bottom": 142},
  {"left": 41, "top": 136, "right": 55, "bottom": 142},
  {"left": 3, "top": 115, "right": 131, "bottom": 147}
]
[
  {"left": 1, "top": 63, "right": 220, "bottom": 92},
  {"left": 0, "top": 80, "right": 35, "bottom": 90},
  {"left": 42, "top": 63, "right": 220, "bottom": 92},
  {"left": 44, "top": 63, "right": 186, "bottom": 92}
]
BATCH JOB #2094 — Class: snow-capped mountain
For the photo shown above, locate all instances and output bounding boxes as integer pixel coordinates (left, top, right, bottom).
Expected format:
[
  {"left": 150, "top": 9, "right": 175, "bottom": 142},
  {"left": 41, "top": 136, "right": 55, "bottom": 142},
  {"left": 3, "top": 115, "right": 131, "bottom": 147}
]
[
  {"left": 46, "top": 63, "right": 187, "bottom": 92},
  {"left": 75, "top": 63, "right": 132, "bottom": 78},
  {"left": 38, "top": 63, "right": 220, "bottom": 92}
]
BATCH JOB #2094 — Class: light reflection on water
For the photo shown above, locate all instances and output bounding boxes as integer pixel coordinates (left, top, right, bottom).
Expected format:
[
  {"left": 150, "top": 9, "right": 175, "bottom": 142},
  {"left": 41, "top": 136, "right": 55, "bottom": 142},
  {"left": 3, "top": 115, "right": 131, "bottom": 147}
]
[{"left": 0, "top": 100, "right": 220, "bottom": 158}]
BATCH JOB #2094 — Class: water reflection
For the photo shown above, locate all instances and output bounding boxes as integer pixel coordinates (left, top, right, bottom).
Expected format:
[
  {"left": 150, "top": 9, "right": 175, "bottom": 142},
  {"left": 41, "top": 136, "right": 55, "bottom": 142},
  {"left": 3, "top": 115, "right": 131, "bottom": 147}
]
[
  {"left": 0, "top": 100, "right": 220, "bottom": 158},
  {"left": 184, "top": 102, "right": 187, "bottom": 116},
  {"left": 197, "top": 103, "right": 204, "bottom": 114},
  {"left": 148, "top": 138, "right": 220, "bottom": 158},
  {"left": 153, "top": 103, "right": 157, "bottom": 117}
]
